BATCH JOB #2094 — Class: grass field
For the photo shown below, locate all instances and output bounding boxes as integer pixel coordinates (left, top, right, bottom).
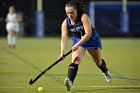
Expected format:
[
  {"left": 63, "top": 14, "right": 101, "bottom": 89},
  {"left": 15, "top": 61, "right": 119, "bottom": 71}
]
[{"left": 0, "top": 37, "right": 140, "bottom": 93}]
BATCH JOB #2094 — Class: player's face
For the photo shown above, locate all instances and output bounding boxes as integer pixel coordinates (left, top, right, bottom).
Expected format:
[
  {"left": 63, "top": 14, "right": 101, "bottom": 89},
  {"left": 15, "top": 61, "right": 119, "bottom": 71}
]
[
  {"left": 65, "top": 6, "right": 77, "bottom": 21},
  {"left": 9, "top": 6, "right": 15, "bottom": 13}
]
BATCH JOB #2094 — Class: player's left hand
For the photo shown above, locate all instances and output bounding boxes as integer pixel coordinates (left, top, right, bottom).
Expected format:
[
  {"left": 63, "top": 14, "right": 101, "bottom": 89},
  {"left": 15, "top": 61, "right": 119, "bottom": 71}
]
[{"left": 72, "top": 44, "right": 79, "bottom": 51}]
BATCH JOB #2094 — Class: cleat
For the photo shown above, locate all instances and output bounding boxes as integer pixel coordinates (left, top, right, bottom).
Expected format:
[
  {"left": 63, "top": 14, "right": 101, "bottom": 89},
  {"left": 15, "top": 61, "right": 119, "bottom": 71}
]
[
  {"left": 103, "top": 71, "right": 112, "bottom": 83},
  {"left": 64, "top": 78, "right": 72, "bottom": 91}
]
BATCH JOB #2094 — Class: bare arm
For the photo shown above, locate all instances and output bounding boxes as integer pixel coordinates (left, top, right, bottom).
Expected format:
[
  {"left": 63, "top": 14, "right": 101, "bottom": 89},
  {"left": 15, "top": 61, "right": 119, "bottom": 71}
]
[
  {"left": 5, "top": 13, "right": 19, "bottom": 22},
  {"left": 72, "top": 14, "right": 92, "bottom": 50},
  {"left": 60, "top": 19, "right": 68, "bottom": 56},
  {"left": 17, "top": 12, "right": 23, "bottom": 22}
]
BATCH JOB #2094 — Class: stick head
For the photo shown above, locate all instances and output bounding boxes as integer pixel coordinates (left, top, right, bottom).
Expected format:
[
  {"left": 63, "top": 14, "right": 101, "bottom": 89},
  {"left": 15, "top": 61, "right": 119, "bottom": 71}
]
[{"left": 29, "top": 79, "right": 33, "bottom": 85}]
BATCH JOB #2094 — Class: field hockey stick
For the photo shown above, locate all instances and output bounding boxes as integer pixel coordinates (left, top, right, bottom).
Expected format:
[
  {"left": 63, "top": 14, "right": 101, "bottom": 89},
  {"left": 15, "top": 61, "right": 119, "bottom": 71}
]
[{"left": 29, "top": 50, "right": 72, "bottom": 85}]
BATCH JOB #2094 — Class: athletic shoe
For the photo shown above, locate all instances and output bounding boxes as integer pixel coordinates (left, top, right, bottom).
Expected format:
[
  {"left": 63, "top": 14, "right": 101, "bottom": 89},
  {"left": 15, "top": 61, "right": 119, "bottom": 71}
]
[
  {"left": 103, "top": 71, "right": 112, "bottom": 83},
  {"left": 64, "top": 78, "right": 72, "bottom": 91}
]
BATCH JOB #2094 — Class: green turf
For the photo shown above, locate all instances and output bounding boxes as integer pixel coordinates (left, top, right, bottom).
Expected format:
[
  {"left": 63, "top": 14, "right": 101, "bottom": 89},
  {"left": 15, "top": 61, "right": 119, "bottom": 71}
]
[{"left": 0, "top": 37, "right": 140, "bottom": 93}]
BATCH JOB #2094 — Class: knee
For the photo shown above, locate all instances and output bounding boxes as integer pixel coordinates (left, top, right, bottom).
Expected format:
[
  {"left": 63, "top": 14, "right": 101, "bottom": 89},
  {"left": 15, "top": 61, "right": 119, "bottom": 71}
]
[
  {"left": 93, "top": 59, "right": 102, "bottom": 66},
  {"left": 72, "top": 57, "right": 81, "bottom": 65}
]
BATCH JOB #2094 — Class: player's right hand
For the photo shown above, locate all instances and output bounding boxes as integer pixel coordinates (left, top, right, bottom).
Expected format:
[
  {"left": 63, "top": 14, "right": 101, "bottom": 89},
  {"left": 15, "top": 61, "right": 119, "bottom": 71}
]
[{"left": 59, "top": 54, "right": 65, "bottom": 60}]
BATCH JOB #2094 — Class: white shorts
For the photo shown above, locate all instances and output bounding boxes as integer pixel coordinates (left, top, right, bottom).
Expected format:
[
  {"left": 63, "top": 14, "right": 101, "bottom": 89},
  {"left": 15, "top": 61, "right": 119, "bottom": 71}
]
[{"left": 6, "top": 22, "right": 19, "bottom": 33}]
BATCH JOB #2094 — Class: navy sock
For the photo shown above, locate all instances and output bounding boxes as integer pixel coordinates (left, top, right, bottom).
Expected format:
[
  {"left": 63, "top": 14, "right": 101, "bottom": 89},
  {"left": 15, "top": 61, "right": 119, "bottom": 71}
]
[
  {"left": 97, "top": 59, "right": 108, "bottom": 73},
  {"left": 67, "top": 63, "right": 78, "bottom": 83}
]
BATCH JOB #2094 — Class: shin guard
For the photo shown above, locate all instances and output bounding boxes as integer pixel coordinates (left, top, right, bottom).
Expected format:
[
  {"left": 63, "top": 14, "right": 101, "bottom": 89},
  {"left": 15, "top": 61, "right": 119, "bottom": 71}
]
[
  {"left": 97, "top": 59, "right": 108, "bottom": 73},
  {"left": 67, "top": 63, "right": 78, "bottom": 83}
]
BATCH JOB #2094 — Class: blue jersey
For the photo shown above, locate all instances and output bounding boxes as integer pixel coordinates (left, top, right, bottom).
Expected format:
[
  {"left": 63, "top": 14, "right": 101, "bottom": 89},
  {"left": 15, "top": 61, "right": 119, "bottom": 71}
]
[{"left": 66, "top": 17, "right": 102, "bottom": 49}]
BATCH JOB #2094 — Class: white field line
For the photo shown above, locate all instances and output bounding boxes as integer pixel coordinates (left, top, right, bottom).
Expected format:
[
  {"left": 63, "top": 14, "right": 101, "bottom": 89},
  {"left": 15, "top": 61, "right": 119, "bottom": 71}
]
[
  {"left": 73, "top": 86, "right": 140, "bottom": 88},
  {"left": 1, "top": 87, "right": 22, "bottom": 89},
  {"left": 1, "top": 86, "right": 140, "bottom": 89}
]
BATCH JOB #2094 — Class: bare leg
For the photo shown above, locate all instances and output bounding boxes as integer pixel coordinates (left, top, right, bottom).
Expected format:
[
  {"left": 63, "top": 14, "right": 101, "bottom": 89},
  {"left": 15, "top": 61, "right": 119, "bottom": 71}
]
[
  {"left": 68, "top": 47, "right": 85, "bottom": 82},
  {"left": 72, "top": 47, "right": 85, "bottom": 64},
  {"left": 87, "top": 48, "right": 112, "bottom": 83},
  {"left": 87, "top": 48, "right": 102, "bottom": 66},
  {"left": 7, "top": 30, "right": 12, "bottom": 48},
  {"left": 11, "top": 31, "right": 17, "bottom": 48},
  {"left": 7, "top": 30, "right": 17, "bottom": 48},
  {"left": 64, "top": 47, "right": 85, "bottom": 91}
]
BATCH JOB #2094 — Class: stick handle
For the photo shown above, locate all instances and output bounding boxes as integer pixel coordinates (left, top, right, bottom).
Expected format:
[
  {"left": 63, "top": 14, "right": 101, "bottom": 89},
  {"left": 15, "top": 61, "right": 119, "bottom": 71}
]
[
  {"left": 29, "top": 50, "right": 72, "bottom": 85},
  {"left": 63, "top": 50, "right": 72, "bottom": 57}
]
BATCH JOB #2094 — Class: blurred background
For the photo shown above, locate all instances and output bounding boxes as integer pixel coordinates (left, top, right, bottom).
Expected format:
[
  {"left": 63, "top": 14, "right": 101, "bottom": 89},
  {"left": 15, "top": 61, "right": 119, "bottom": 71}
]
[
  {"left": 0, "top": 0, "right": 140, "bottom": 37},
  {"left": 0, "top": 1, "right": 140, "bottom": 92}
]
